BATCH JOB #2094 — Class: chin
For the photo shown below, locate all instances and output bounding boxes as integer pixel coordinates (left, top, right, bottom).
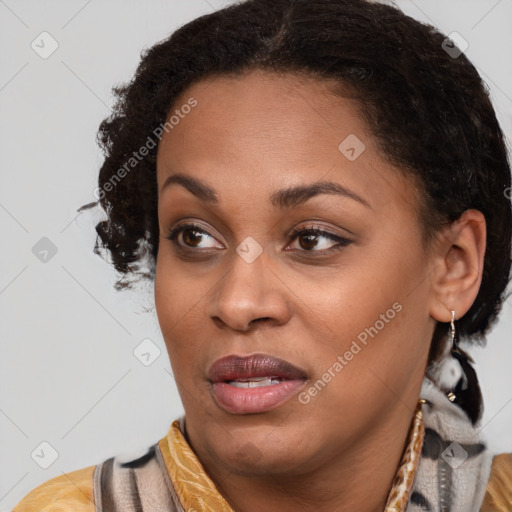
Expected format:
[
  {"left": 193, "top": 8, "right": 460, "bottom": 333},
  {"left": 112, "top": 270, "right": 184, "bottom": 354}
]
[{"left": 210, "top": 425, "right": 315, "bottom": 476}]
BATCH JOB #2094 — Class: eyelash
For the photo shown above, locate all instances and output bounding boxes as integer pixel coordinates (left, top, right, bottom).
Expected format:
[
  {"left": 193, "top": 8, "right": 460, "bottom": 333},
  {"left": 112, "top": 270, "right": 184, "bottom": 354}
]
[{"left": 164, "top": 222, "right": 352, "bottom": 256}]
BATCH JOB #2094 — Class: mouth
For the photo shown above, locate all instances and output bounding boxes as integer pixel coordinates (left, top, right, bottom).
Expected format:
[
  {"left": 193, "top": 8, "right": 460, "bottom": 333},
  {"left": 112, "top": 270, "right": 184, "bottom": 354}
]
[
  {"left": 208, "top": 353, "right": 308, "bottom": 414},
  {"left": 224, "top": 377, "right": 285, "bottom": 388}
]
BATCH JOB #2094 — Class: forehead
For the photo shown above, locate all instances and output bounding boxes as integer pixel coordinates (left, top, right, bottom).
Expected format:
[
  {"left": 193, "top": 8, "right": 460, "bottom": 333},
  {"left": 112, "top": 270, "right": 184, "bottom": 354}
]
[
  {"left": 160, "top": 69, "right": 364, "bottom": 157},
  {"left": 156, "top": 69, "right": 417, "bottom": 215}
]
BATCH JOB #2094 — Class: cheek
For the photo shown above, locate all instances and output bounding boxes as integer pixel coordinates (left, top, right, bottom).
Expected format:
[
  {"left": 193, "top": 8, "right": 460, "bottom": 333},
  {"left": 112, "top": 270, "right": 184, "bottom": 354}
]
[
  {"left": 295, "top": 239, "right": 431, "bottom": 404},
  {"left": 154, "top": 242, "right": 206, "bottom": 326},
  {"left": 154, "top": 252, "right": 179, "bottom": 332},
  {"left": 296, "top": 298, "right": 426, "bottom": 434},
  {"left": 154, "top": 248, "right": 220, "bottom": 382}
]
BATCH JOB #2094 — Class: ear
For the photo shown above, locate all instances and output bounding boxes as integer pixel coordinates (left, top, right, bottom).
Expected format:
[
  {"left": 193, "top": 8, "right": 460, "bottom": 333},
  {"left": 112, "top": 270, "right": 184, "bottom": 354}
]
[{"left": 429, "top": 209, "right": 486, "bottom": 322}]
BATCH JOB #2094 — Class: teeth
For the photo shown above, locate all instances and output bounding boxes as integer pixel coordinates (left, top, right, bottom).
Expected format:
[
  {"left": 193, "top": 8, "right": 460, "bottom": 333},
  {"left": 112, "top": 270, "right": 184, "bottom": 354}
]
[{"left": 227, "top": 377, "right": 282, "bottom": 388}]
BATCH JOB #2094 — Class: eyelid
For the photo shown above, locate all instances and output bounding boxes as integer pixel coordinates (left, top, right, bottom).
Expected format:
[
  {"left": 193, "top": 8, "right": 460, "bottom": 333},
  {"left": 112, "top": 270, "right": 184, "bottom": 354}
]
[
  {"left": 165, "top": 220, "right": 225, "bottom": 246},
  {"left": 286, "top": 220, "right": 353, "bottom": 239}
]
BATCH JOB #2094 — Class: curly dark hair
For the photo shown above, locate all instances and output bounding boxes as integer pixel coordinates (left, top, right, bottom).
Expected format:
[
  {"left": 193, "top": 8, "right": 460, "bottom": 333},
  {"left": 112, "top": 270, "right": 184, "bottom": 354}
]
[{"left": 81, "top": 0, "right": 511, "bottom": 418}]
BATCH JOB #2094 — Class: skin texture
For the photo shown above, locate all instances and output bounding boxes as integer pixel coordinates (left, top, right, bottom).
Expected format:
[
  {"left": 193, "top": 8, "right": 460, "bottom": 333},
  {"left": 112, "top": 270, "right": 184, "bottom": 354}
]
[{"left": 154, "top": 69, "right": 486, "bottom": 512}]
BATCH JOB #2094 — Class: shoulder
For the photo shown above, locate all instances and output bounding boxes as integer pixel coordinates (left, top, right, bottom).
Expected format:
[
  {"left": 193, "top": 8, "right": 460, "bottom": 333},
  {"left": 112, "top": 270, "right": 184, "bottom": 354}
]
[
  {"left": 11, "top": 464, "right": 96, "bottom": 512},
  {"left": 481, "top": 452, "right": 512, "bottom": 511}
]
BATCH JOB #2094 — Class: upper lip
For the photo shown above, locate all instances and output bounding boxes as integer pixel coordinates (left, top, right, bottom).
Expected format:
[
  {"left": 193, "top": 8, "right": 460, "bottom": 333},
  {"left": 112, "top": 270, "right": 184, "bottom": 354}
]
[{"left": 208, "top": 353, "right": 308, "bottom": 383}]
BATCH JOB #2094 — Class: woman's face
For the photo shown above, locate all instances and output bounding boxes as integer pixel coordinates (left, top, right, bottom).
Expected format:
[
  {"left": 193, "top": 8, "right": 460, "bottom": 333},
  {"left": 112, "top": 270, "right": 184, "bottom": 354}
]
[{"left": 154, "top": 69, "right": 437, "bottom": 476}]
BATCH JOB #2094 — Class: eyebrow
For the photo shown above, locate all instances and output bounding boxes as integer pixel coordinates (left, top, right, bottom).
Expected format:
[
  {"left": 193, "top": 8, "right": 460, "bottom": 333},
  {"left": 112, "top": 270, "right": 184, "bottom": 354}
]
[{"left": 161, "top": 173, "right": 371, "bottom": 209}]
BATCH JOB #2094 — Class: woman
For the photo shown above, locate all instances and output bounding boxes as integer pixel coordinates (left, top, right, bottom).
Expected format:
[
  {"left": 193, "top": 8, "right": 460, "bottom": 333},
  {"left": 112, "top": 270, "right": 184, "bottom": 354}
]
[{"left": 13, "top": 0, "right": 512, "bottom": 510}]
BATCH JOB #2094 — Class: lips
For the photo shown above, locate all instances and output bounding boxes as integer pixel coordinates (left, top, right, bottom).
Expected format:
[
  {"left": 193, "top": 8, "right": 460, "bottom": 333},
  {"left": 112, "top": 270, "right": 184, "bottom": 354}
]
[
  {"left": 208, "top": 353, "right": 308, "bottom": 382},
  {"left": 208, "top": 354, "right": 308, "bottom": 414}
]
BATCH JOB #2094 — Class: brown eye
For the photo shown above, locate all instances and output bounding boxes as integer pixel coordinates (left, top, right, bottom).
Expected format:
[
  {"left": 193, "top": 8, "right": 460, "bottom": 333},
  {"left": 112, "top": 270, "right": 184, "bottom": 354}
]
[
  {"left": 287, "top": 227, "right": 352, "bottom": 254},
  {"left": 297, "top": 232, "right": 323, "bottom": 250},
  {"left": 181, "top": 228, "right": 205, "bottom": 247},
  {"left": 165, "top": 223, "right": 223, "bottom": 250}
]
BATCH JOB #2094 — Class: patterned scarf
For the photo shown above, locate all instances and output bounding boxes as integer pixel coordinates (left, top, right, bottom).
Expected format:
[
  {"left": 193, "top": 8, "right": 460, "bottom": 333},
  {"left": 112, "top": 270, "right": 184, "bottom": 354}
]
[{"left": 404, "top": 376, "right": 492, "bottom": 511}]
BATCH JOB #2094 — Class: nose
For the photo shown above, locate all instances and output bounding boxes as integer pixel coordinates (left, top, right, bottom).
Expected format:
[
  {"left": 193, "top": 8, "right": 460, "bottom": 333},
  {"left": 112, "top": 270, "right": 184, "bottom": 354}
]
[{"left": 206, "top": 246, "right": 292, "bottom": 332}]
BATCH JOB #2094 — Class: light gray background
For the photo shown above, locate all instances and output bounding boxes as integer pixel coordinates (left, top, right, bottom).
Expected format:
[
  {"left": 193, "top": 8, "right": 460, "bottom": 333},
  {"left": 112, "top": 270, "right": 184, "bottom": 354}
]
[{"left": 1, "top": 1, "right": 511, "bottom": 509}]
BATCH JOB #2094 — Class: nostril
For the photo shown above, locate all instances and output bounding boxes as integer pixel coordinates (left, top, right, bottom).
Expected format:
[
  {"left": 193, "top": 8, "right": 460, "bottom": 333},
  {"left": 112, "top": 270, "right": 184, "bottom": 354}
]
[{"left": 247, "top": 317, "right": 270, "bottom": 326}]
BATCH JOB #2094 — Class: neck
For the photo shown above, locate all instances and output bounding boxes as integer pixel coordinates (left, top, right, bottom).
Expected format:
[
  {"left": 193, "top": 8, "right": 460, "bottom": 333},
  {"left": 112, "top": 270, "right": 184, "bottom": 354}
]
[{"left": 191, "top": 401, "right": 419, "bottom": 512}]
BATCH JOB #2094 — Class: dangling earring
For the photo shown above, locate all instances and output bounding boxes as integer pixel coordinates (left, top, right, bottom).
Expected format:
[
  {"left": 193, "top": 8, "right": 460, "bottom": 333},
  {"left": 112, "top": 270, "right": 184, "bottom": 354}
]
[
  {"left": 426, "top": 310, "right": 466, "bottom": 402},
  {"left": 446, "top": 310, "right": 475, "bottom": 402},
  {"left": 446, "top": 311, "right": 458, "bottom": 402},
  {"left": 450, "top": 310, "right": 475, "bottom": 362},
  {"left": 424, "top": 311, "right": 483, "bottom": 423}
]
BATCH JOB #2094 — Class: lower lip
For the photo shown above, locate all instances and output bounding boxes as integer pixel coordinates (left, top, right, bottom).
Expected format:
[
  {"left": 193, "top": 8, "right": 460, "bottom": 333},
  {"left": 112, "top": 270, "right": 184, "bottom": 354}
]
[{"left": 211, "top": 380, "right": 306, "bottom": 414}]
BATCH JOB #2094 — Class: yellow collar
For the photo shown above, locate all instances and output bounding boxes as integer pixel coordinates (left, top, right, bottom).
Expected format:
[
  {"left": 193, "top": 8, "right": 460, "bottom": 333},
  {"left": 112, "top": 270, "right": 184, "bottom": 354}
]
[{"left": 158, "top": 401, "right": 424, "bottom": 512}]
